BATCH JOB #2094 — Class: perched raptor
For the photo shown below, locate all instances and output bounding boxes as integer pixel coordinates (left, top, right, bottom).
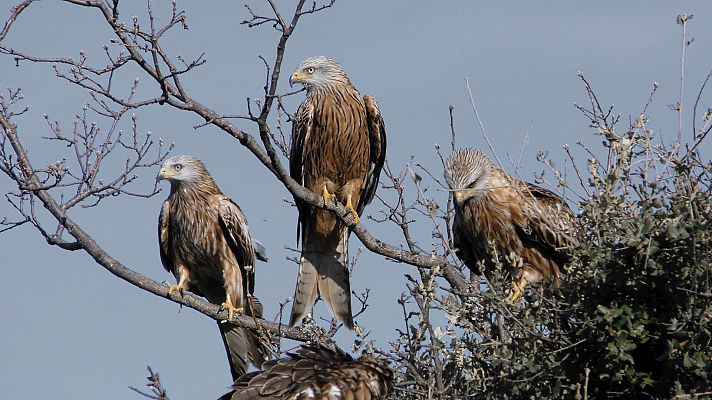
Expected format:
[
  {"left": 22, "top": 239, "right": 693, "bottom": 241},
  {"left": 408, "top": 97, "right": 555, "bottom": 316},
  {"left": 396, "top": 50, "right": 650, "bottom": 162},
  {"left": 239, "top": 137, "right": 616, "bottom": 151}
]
[
  {"left": 219, "top": 345, "right": 393, "bottom": 400},
  {"left": 444, "top": 148, "right": 578, "bottom": 300},
  {"left": 288, "top": 56, "right": 386, "bottom": 329},
  {"left": 157, "top": 155, "right": 270, "bottom": 380}
]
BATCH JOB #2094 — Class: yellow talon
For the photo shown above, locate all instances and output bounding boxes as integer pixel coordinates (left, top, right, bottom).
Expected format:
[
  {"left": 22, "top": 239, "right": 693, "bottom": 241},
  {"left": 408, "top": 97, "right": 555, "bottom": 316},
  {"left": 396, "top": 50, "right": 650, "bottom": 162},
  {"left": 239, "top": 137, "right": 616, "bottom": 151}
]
[
  {"left": 345, "top": 193, "right": 359, "bottom": 224},
  {"left": 322, "top": 185, "right": 336, "bottom": 204},
  {"left": 506, "top": 280, "right": 525, "bottom": 302},
  {"left": 220, "top": 302, "right": 244, "bottom": 321},
  {"left": 164, "top": 281, "right": 185, "bottom": 296}
]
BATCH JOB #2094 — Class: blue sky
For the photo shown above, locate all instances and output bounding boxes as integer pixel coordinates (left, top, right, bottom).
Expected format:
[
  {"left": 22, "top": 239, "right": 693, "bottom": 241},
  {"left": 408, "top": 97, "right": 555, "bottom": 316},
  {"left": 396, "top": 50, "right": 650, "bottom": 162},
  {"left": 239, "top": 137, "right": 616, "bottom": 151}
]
[{"left": 2, "top": 1, "right": 711, "bottom": 399}]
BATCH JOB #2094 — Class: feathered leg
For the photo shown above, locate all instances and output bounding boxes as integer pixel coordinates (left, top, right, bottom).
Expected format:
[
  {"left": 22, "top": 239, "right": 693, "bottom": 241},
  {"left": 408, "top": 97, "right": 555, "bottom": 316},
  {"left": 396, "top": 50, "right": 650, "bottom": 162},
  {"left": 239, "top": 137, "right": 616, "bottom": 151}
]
[
  {"left": 165, "top": 263, "right": 189, "bottom": 295},
  {"left": 221, "top": 292, "right": 244, "bottom": 321},
  {"left": 221, "top": 265, "right": 245, "bottom": 321},
  {"left": 345, "top": 192, "right": 359, "bottom": 224},
  {"left": 322, "top": 185, "right": 336, "bottom": 204},
  {"left": 506, "top": 266, "right": 544, "bottom": 302}
]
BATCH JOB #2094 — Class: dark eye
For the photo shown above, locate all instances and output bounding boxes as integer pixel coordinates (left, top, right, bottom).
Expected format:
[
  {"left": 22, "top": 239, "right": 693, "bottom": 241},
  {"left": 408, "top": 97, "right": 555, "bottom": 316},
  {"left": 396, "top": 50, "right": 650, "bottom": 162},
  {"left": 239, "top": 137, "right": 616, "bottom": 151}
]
[
  {"left": 173, "top": 164, "right": 182, "bottom": 171},
  {"left": 306, "top": 67, "right": 315, "bottom": 74},
  {"left": 467, "top": 181, "right": 477, "bottom": 189}
]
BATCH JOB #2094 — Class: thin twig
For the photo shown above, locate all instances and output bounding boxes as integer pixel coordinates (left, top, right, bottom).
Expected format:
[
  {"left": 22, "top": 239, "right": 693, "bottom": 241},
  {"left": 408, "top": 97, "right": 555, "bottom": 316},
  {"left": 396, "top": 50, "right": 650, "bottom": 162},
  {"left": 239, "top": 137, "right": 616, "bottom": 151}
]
[{"left": 465, "top": 77, "right": 503, "bottom": 167}]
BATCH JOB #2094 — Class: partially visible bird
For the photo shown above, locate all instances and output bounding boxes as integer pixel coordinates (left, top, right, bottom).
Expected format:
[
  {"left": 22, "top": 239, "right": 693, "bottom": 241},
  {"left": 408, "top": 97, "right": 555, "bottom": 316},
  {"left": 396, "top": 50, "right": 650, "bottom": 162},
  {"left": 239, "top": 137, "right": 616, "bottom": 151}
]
[
  {"left": 157, "top": 155, "right": 271, "bottom": 380},
  {"left": 288, "top": 56, "right": 387, "bottom": 329},
  {"left": 444, "top": 148, "right": 579, "bottom": 300},
  {"left": 218, "top": 344, "right": 394, "bottom": 400}
]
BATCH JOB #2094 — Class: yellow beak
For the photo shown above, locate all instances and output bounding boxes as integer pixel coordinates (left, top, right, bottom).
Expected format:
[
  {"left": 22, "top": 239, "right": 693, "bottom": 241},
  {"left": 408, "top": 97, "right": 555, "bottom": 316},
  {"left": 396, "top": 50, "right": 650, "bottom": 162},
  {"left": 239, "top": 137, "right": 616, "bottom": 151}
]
[
  {"left": 289, "top": 71, "right": 306, "bottom": 87},
  {"left": 454, "top": 191, "right": 465, "bottom": 203},
  {"left": 157, "top": 168, "right": 173, "bottom": 180}
]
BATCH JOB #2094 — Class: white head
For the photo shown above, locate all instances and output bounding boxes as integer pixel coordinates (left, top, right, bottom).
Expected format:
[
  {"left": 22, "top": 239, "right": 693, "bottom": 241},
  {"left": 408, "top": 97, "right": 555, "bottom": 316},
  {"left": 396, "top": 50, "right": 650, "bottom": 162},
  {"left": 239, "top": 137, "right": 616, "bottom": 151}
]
[
  {"left": 444, "top": 148, "right": 494, "bottom": 204},
  {"left": 289, "top": 56, "right": 351, "bottom": 92},
  {"left": 157, "top": 155, "right": 208, "bottom": 187}
]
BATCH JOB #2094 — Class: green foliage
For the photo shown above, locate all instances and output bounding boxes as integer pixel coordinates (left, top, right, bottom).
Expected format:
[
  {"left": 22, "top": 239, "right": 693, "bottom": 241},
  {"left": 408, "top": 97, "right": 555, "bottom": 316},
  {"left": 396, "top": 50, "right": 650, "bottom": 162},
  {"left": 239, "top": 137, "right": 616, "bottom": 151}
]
[{"left": 563, "top": 115, "right": 712, "bottom": 398}]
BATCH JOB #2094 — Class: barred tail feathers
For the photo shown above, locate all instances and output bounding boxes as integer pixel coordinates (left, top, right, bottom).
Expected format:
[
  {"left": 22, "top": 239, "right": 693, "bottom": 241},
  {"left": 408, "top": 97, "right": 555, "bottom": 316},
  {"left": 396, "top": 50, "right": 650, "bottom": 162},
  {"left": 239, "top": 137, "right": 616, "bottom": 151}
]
[{"left": 289, "top": 229, "right": 354, "bottom": 329}]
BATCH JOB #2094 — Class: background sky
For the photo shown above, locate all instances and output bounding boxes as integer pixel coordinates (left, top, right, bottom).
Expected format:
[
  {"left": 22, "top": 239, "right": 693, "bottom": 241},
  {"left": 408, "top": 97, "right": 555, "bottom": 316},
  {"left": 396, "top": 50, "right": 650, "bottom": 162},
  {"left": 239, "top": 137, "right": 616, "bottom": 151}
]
[{"left": 2, "top": 1, "right": 711, "bottom": 399}]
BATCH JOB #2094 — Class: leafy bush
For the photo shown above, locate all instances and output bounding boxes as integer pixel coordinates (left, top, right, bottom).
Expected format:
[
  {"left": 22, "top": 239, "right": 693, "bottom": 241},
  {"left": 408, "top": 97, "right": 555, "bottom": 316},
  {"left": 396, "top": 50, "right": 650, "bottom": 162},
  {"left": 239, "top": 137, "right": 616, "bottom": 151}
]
[{"left": 391, "top": 77, "right": 711, "bottom": 399}]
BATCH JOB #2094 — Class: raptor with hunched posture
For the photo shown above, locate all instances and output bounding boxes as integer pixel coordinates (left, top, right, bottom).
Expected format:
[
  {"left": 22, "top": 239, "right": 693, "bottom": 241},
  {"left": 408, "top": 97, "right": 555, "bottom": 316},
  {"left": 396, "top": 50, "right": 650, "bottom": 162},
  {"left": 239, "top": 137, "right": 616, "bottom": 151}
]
[
  {"left": 288, "top": 56, "right": 386, "bottom": 329},
  {"left": 219, "top": 344, "right": 393, "bottom": 400},
  {"left": 444, "top": 148, "right": 579, "bottom": 300},
  {"left": 157, "top": 155, "right": 270, "bottom": 380}
]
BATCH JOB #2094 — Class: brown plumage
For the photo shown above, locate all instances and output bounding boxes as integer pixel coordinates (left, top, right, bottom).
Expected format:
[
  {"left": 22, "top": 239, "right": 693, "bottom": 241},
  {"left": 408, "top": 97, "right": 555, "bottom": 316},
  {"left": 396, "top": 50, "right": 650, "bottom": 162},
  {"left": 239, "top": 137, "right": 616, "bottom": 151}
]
[
  {"left": 288, "top": 56, "right": 386, "bottom": 329},
  {"left": 444, "top": 148, "right": 578, "bottom": 299},
  {"left": 157, "top": 155, "right": 270, "bottom": 380},
  {"left": 218, "top": 345, "right": 394, "bottom": 400}
]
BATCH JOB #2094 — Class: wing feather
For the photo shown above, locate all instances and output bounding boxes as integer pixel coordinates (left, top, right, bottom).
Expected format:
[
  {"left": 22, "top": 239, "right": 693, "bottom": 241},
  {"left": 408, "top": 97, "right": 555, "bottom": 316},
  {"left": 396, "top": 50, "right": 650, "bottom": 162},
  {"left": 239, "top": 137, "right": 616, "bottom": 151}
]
[
  {"left": 359, "top": 95, "right": 387, "bottom": 216},
  {"left": 158, "top": 200, "right": 174, "bottom": 274},
  {"left": 220, "top": 345, "right": 393, "bottom": 400},
  {"left": 290, "top": 100, "right": 314, "bottom": 244},
  {"left": 514, "top": 183, "right": 579, "bottom": 262},
  {"left": 453, "top": 210, "right": 480, "bottom": 274},
  {"left": 218, "top": 196, "right": 256, "bottom": 295}
]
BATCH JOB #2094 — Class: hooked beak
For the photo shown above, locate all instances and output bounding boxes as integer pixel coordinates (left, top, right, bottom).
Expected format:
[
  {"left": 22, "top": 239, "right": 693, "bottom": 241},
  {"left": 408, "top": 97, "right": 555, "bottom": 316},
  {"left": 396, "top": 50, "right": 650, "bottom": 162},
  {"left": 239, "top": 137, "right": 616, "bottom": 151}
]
[
  {"left": 453, "top": 190, "right": 465, "bottom": 204},
  {"left": 289, "top": 70, "right": 306, "bottom": 88},
  {"left": 157, "top": 167, "right": 172, "bottom": 181}
]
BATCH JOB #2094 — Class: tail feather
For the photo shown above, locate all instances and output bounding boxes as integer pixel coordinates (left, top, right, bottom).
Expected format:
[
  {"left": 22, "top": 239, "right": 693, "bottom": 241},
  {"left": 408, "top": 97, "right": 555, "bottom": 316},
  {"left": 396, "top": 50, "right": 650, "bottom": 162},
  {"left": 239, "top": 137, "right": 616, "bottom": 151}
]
[
  {"left": 290, "top": 230, "right": 354, "bottom": 329},
  {"left": 321, "top": 231, "right": 353, "bottom": 329},
  {"left": 289, "top": 250, "right": 320, "bottom": 327},
  {"left": 220, "top": 295, "right": 272, "bottom": 381},
  {"left": 251, "top": 239, "right": 268, "bottom": 262}
]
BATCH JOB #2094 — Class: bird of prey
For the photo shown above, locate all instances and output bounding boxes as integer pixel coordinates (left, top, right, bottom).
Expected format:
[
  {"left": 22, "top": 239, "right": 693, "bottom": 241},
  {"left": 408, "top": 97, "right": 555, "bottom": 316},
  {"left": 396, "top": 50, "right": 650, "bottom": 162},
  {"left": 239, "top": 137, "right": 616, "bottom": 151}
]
[
  {"left": 219, "top": 344, "right": 393, "bottom": 400},
  {"left": 444, "top": 148, "right": 578, "bottom": 300},
  {"left": 157, "top": 155, "right": 271, "bottom": 380},
  {"left": 288, "top": 56, "right": 386, "bottom": 329}
]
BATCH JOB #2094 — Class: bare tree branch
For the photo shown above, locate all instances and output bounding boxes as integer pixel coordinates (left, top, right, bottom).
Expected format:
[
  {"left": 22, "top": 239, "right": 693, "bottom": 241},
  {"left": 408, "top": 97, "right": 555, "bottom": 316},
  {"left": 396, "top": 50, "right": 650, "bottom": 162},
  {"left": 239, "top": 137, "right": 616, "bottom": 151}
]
[
  {"left": 0, "top": 0, "right": 33, "bottom": 43},
  {"left": 0, "top": 109, "right": 332, "bottom": 345},
  {"left": 128, "top": 366, "right": 169, "bottom": 400}
]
